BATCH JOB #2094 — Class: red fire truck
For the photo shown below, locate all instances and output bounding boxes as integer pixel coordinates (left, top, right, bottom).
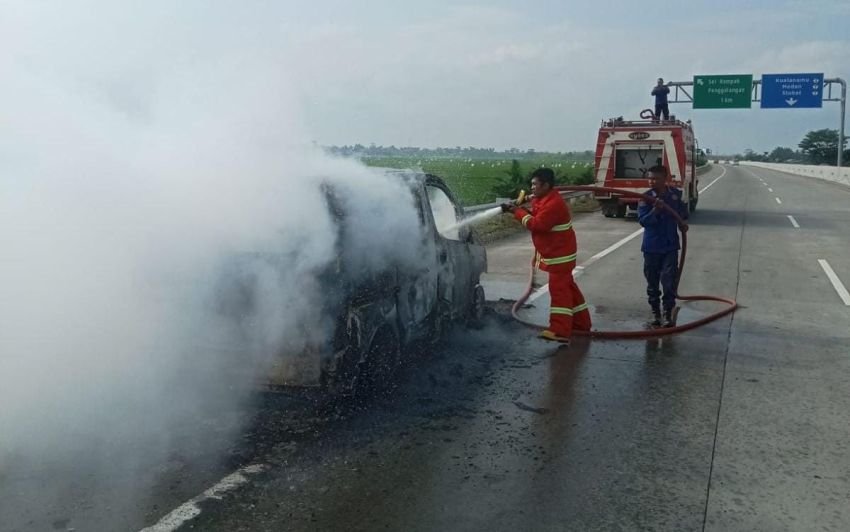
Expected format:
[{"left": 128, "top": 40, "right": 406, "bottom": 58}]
[{"left": 593, "top": 114, "right": 699, "bottom": 217}]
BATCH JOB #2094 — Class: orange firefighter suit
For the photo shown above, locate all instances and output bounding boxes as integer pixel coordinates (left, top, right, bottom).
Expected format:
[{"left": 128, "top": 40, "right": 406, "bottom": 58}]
[{"left": 514, "top": 191, "right": 591, "bottom": 338}]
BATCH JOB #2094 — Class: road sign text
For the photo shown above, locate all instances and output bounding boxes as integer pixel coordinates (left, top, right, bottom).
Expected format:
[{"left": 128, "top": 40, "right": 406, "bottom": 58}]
[
  {"left": 693, "top": 75, "right": 753, "bottom": 109},
  {"left": 761, "top": 73, "right": 824, "bottom": 108}
]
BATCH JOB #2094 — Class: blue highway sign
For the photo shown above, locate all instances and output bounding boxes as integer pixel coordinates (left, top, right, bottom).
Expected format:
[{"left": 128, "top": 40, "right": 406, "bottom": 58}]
[{"left": 761, "top": 73, "right": 824, "bottom": 108}]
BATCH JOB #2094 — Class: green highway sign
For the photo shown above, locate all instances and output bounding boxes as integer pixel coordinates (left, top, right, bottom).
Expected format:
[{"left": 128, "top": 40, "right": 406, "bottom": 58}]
[{"left": 693, "top": 74, "right": 753, "bottom": 109}]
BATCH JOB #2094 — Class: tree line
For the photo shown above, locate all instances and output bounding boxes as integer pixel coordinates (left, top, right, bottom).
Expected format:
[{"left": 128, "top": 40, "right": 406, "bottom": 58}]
[
  {"left": 731, "top": 129, "right": 848, "bottom": 165},
  {"left": 490, "top": 159, "right": 596, "bottom": 199},
  {"left": 324, "top": 144, "right": 595, "bottom": 160}
]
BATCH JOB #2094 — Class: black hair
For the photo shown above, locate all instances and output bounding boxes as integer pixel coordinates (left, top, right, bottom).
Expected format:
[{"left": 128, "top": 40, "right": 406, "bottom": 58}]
[
  {"left": 530, "top": 167, "right": 556, "bottom": 186},
  {"left": 648, "top": 165, "right": 668, "bottom": 177}
]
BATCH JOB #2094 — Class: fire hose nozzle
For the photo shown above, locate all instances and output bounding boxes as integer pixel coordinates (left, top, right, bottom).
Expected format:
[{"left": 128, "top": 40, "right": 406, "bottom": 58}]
[{"left": 516, "top": 190, "right": 528, "bottom": 205}]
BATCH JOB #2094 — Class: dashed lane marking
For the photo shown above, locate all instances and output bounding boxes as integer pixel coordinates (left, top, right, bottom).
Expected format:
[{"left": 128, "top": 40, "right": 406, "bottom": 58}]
[
  {"left": 818, "top": 259, "right": 850, "bottom": 306},
  {"left": 787, "top": 215, "right": 800, "bottom": 229}
]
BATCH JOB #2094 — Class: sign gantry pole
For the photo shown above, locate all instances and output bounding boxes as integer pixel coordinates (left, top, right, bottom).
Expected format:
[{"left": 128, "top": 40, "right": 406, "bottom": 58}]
[{"left": 665, "top": 74, "right": 846, "bottom": 168}]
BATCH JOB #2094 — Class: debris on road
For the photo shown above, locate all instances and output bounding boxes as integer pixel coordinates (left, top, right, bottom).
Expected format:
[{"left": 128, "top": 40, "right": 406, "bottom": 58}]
[{"left": 512, "top": 401, "right": 550, "bottom": 415}]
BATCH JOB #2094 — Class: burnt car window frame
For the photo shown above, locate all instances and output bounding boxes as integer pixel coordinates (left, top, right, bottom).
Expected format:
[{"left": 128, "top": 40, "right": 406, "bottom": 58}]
[{"left": 423, "top": 178, "right": 468, "bottom": 242}]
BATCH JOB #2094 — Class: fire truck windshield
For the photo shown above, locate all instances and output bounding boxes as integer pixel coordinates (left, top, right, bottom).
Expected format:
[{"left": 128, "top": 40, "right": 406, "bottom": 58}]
[{"left": 614, "top": 146, "right": 664, "bottom": 179}]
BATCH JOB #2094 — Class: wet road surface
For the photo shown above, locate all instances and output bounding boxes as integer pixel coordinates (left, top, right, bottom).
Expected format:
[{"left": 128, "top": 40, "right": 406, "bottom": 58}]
[{"left": 3, "top": 165, "right": 850, "bottom": 531}]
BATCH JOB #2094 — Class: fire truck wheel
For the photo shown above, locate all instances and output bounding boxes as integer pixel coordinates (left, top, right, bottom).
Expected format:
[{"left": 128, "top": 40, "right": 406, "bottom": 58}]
[{"left": 616, "top": 205, "right": 627, "bottom": 218}]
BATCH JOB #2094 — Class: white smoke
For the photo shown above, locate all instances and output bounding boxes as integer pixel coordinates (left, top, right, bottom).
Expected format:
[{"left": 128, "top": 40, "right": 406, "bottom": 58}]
[{"left": 0, "top": 2, "right": 425, "bottom": 525}]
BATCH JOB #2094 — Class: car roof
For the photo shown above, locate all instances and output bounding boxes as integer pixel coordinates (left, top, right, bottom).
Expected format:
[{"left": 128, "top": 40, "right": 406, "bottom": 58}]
[{"left": 376, "top": 168, "right": 451, "bottom": 190}]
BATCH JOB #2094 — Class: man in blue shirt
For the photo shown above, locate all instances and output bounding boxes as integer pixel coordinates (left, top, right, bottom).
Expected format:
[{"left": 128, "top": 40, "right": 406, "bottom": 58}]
[
  {"left": 651, "top": 78, "right": 670, "bottom": 121},
  {"left": 638, "top": 165, "right": 689, "bottom": 327}
]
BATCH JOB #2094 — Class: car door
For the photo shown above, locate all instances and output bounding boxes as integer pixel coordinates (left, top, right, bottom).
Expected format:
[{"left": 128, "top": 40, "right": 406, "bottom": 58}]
[
  {"left": 395, "top": 185, "right": 439, "bottom": 345},
  {"left": 423, "top": 179, "right": 476, "bottom": 320}
]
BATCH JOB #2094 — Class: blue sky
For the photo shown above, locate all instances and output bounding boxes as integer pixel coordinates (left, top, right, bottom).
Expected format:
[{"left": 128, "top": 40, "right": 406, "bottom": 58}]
[{"left": 3, "top": 1, "right": 847, "bottom": 154}]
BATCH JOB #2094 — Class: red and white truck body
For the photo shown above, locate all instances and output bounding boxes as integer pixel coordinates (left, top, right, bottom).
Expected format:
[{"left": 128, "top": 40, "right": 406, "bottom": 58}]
[{"left": 593, "top": 118, "right": 699, "bottom": 217}]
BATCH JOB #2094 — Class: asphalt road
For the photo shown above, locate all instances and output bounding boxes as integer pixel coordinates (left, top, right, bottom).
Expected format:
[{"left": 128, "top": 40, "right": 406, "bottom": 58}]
[{"left": 3, "top": 164, "right": 849, "bottom": 532}]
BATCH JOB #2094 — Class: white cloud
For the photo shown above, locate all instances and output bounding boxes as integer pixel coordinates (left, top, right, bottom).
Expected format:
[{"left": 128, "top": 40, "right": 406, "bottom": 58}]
[
  {"left": 282, "top": 3, "right": 848, "bottom": 153},
  {"left": 748, "top": 41, "right": 850, "bottom": 77},
  {"left": 3, "top": 2, "right": 847, "bottom": 153}
]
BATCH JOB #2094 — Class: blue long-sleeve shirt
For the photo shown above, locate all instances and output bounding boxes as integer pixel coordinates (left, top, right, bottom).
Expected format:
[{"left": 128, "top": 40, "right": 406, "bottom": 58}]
[
  {"left": 638, "top": 187, "right": 688, "bottom": 253},
  {"left": 652, "top": 85, "right": 670, "bottom": 105}
]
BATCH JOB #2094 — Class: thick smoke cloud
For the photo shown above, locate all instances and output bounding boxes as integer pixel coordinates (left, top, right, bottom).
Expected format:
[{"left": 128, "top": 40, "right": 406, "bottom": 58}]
[{"left": 0, "top": 2, "right": 424, "bottom": 526}]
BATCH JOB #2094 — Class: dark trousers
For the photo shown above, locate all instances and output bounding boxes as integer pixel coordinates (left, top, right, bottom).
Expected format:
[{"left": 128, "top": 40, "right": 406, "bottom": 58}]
[
  {"left": 655, "top": 103, "right": 669, "bottom": 120},
  {"left": 644, "top": 251, "right": 678, "bottom": 313}
]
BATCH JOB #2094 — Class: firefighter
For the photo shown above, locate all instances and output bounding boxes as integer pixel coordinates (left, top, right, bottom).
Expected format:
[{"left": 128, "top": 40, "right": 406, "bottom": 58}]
[
  {"left": 637, "top": 165, "right": 689, "bottom": 327},
  {"left": 502, "top": 168, "right": 591, "bottom": 343}
]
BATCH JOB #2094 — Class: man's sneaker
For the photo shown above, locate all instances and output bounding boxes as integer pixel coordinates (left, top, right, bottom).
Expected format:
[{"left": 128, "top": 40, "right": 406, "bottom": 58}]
[
  {"left": 663, "top": 311, "right": 676, "bottom": 328},
  {"left": 539, "top": 330, "right": 570, "bottom": 344}
]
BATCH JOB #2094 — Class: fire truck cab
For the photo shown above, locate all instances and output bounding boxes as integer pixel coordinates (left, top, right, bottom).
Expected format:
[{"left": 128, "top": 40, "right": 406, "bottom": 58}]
[{"left": 593, "top": 116, "right": 699, "bottom": 218}]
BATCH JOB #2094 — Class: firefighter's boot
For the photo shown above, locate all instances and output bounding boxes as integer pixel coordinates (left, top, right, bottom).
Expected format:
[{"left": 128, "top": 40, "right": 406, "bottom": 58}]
[
  {"left": 663, "top": 310, "right": 675, "bottom": 328},
  {"left": 649, "top": 309, "right": 662, "bottom": 328},
  {"left": 540, "top": 330, "right": 571, "bottom": 344}
]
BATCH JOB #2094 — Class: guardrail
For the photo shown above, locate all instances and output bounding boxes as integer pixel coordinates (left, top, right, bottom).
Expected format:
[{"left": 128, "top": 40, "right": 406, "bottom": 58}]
[
  {"left": 740, "top": 162, "right": 850, "bottom": 188},
  {"left": 464, "top": 190, "right": 593, "bottom": 213},
  {"left": 464, "top": 166, "right": 714, "bottom": 213}
]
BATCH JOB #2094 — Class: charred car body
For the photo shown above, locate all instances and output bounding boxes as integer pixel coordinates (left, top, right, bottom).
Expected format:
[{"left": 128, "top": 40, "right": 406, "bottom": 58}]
[{"left": 216, "top": 171, "right": 487, "bottom": 394}]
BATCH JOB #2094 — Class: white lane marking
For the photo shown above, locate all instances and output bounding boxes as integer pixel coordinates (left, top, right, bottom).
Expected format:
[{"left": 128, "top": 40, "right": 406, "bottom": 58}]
[
  {"left": 578, "top": 227, "right": 645, "bottom": 268},
  {"left": 775, "top": 197, "right": 782, "bottom": 204},
  {"left": 768, "top": 188, "right": 774, "bottom": 192},
  {"left": 140, "top": 464, "right": 266, "bottom": 532},
  {"left": 787, "top": 215, "right": 800, "bottom": 229},
  {"left": 818, "top": 259, "right": 850, "bottom": 306},
  {"left": 527, "top": 166, "right": 728, "bottom": 304},
  {"left": 527, "top": 226, "right": 646, "bottom": 302},
  {"left": 698, "top": 166, "right": 727, "bottom": 194},
  {"left": 529, "top": 227, "right": 644, "bottom": 303}
]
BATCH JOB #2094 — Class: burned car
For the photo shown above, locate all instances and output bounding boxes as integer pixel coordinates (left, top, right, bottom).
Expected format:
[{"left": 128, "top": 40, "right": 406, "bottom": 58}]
[{"left": 216, "top": 171, "right": 487, "bottom": 394}]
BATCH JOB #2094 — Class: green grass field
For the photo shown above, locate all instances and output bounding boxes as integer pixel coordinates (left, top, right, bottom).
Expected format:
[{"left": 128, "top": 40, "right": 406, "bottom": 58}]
[{"left": 362, "top": 155, "right": 595, "bottom": 206}]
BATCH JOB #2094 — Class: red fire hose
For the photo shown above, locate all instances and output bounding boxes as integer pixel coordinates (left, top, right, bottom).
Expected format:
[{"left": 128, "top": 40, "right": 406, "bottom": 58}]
[
  {"left": 639, "top": 108, "right": 656, "bottom": 120},
  {"left": 511, "top": 185, "right": 738, "bottom": 338}
]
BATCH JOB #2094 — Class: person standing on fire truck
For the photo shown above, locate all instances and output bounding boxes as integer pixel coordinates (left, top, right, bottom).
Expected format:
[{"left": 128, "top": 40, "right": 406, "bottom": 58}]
[
  {"left": 502, "top": 168, "right": 591, "bottom": 343},
  {"left": 652, "top": 78, "right": 670, "bottom": 121},
  {"left": 638, "top": 165, "right": 689, "bottom": 328}
]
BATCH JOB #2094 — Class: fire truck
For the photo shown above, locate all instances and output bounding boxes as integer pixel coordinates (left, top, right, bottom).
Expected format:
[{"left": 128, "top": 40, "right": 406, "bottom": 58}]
[{"left": 593, "top": 113, "right": 699, "bottom": 217}]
